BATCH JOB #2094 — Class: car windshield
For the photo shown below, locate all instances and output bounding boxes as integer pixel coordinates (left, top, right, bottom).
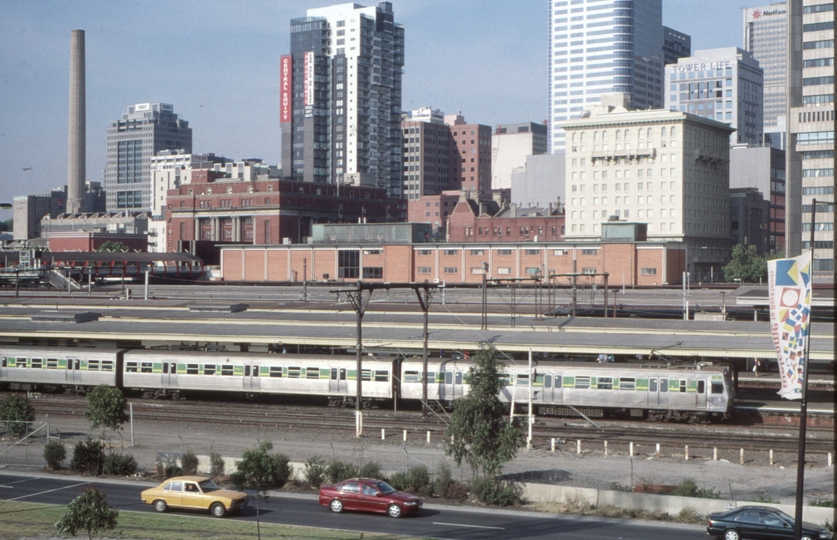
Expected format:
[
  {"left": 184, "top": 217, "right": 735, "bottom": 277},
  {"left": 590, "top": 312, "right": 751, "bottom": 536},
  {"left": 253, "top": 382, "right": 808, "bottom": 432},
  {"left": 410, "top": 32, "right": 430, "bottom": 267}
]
[
  {"left": 199, "top": 479, "right": 220, "bottom": 492},
  {"left": 771, "top": 509, "right": 794, "bottom": 523},
  {"left": 375, "top": 481, "right": 396, "bottom": 494}
]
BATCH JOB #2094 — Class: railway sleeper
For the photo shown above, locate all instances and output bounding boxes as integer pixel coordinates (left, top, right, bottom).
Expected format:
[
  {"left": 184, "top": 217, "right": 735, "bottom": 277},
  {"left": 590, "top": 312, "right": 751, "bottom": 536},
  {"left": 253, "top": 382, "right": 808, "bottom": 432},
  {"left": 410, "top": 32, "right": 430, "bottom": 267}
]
[{"left": 327, "top": 396, "right": 375, "bottom": 409}]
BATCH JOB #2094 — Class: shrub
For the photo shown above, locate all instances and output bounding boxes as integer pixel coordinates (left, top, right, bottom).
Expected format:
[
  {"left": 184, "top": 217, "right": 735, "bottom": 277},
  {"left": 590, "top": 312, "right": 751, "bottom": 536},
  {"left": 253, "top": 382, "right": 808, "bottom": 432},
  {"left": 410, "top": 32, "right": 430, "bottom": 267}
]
[
  {"left": 753, "top": 493, "right": 779, "bottom": 504},
  {"left": 0, "top": 394, "right": 36, "bottom": 438},
  {"left": 469, "top": 477, "right": 523, "bottom": 507},
  {"left": 209, "top": 451, "right": 226, "bottom": 478},
  {"left": 181, "top": 451, "right": 199, "bottom": 475},
  {"left": 670, "top": 478, "right": 721, "bottom": 499},
  {"left": 272, "top": 453, "right": 293, "bottom": 489},
  {"left": 44, "top": 440, "right": 67, "bottom": 470},
  {"left": 389, "top": 466, "right": 432, "bottom": 496},
  {"left": 812, "top": 499, "right": 834, "bottom": 508},
  {"left": 434, "top": 463, "right": 452, "bottom": 498},
  {"left": 69, "top": 438, "right": 105, "bottom": 475},
  {"left": 678, "top": 506, "right": 703, "bottom": 524},
  {"left": 157, "top": 463, "right": 183, "bottom": 479},
  {"left": 358, "top": 461, "right": 383, "bottom": 480},
  {"left": 303, "top": 456, "right": 327, "bottom": 488},
  {"left": 325, "top": 460, "right": 358, "bottom": 483},
  {"left": 103, "top": 453, "right": 138, "bottom": 476}
]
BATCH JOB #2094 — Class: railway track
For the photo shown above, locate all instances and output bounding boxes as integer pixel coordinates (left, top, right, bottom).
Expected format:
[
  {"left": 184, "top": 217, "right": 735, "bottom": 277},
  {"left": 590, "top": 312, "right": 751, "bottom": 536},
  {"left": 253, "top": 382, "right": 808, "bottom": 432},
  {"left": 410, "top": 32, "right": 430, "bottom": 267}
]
[{"left": 32, "top": 395, "right": 834, "bottom": 454}]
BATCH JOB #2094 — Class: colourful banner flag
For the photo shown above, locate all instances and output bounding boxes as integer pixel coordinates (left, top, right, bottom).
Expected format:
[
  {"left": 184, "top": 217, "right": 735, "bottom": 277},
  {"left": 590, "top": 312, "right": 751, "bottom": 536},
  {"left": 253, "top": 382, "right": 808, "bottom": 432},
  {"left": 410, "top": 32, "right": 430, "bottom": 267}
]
[{"left": 767, "top": 252, "right": 812, "bottom": 400}]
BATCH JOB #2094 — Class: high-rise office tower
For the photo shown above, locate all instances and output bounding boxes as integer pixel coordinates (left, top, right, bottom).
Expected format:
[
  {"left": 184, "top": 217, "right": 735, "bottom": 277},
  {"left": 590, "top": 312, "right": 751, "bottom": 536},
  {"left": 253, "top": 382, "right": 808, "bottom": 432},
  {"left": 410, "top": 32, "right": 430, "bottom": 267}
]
[
  {"left": 785, "top": 0, "right": 834, "bottom": 276},
  {"left": 280, "top": 2, "right": 404, "bottom": 197},
  {"left": 744, "top": 3, "right": 789, "bottom": 149},
  {"left": 665, "top": 48, "right": 764, "bottom": 145},
  {"left": 548, "top": 0, "right": 666, "bottom": 152},
  {"left": 662, "top": 26, "right": 692, "bottom": 66},
  {"left": 103, "top": 103, "right": 192, "bottom": 212}
]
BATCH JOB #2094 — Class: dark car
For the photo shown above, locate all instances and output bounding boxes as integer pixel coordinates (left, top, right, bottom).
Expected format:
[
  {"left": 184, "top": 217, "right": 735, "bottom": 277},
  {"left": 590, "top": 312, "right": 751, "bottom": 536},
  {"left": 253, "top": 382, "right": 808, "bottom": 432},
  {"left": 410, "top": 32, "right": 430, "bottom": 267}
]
[
  {"left": 706, "top": 505, "right": 832, "bottom": 540},
  {"left": 318, "top": 478, "right": 422, "bottom": 518}
]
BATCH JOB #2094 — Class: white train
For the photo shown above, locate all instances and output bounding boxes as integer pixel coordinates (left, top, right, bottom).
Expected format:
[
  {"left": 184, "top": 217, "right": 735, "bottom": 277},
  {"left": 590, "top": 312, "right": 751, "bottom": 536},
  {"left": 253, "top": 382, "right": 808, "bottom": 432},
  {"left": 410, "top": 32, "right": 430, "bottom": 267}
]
[{"left": 0, "top": 345, "right": 734, "bottom": 422}]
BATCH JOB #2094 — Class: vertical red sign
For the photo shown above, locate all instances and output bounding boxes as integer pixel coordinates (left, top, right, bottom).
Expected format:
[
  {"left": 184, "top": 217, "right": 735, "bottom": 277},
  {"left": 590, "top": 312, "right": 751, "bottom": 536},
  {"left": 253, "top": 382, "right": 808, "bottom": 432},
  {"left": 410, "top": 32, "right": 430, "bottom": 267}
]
[{"left": 280, "top": 55, "right": 292, "bottom": 123}]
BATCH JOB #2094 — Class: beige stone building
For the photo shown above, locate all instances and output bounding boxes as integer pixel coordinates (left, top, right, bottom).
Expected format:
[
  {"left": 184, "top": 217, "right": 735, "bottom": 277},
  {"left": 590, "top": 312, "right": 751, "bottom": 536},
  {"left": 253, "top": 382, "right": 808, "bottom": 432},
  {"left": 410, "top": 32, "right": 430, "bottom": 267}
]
[{"left": 561, "top": 96, "right": 735, "bottom": 279}]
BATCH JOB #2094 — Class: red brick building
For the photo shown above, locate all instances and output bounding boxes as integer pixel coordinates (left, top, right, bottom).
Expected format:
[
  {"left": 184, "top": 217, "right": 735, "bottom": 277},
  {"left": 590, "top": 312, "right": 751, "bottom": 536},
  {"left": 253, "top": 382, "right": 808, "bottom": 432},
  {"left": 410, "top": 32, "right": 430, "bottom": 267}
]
[
  {"left": 165, "top": 174, "right": 406, "bottom": 251},
  {"left": 47, "top": 232, "right": 148, "bottom": 252},
  {"left": 447, "top": 192, "right": 565, "bottom": 243}
]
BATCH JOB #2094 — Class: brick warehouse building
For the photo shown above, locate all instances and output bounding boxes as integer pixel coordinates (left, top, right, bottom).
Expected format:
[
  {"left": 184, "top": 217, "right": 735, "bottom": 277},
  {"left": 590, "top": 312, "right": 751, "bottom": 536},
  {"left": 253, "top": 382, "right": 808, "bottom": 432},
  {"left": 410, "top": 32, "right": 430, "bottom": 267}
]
[
  {"left": 165, "top": 171, "right": 406, "bottom": 251},
  {"left": 220, "top": 239, "right": 687, "bottom": 287}
]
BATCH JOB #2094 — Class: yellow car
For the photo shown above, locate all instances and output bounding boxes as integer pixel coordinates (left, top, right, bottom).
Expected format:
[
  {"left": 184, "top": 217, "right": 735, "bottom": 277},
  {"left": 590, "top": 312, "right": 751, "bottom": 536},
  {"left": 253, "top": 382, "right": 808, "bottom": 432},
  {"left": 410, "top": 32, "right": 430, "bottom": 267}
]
[{"left": 140, "top": 476, "right": 248, "bottom": 518}]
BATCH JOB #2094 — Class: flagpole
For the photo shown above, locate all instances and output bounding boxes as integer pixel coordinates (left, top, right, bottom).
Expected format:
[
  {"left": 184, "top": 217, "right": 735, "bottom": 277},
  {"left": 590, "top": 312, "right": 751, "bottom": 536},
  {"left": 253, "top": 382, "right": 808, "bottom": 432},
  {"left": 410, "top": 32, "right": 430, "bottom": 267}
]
[{"left": 792, "top": 198, "right": 815, "bottom": 540}]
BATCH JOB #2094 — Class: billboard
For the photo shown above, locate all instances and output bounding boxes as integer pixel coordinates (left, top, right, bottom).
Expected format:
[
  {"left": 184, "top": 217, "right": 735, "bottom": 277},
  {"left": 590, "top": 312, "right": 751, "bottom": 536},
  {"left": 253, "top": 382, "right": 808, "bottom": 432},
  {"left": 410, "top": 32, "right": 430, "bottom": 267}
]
[
  {"left": 280, "top": 55, "right": 292, "bottom": 123},
  {"left": 768, "top": 252, "right": 812, "bottom": 400},
  {"left": 304, "top": 51, "right": 315, "bottom": 107}
]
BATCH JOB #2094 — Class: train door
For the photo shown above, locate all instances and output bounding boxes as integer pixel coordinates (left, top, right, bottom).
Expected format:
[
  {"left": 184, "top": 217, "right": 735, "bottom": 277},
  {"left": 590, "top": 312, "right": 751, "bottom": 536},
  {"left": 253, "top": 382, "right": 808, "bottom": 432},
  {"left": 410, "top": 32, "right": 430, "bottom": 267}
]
[
  {"left": 328, "top": 367, "right": 347, "bottom": 394},
  {"left": 441, "top": 370, "right": 452, "bottom": 402},
  {"left": 695, "top": 379, "right": 707, "bottom": 409},
  {"left": 658, "top": 378, "right": 670, "bottom": 408},
  {"left": 453, "top": 371, "right": 463, "bottom": 399},
  {"left": 67, "top": 358, "right": 80, "bottom": 383},
  {"left": 243, "top": 364, "right": 261, "bottom": 392},
  {"left": 648, "top": 377, "right": 659, "bottom": 407}
]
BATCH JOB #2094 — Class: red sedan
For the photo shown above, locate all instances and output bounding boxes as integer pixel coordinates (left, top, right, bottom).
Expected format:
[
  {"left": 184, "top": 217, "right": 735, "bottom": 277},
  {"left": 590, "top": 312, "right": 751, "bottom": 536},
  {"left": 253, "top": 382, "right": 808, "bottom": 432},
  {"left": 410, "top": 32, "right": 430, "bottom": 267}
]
[{"left": 318, "top": 478, "right": 423, "bottom": 518}]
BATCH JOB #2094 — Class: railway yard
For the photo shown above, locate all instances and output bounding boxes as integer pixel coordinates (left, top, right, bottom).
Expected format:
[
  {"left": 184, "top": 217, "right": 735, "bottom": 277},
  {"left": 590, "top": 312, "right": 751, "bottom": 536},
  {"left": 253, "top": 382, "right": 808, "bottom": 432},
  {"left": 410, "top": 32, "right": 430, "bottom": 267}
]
[{"left": 0, "top": 282, "right": 833, "bottom": 508}]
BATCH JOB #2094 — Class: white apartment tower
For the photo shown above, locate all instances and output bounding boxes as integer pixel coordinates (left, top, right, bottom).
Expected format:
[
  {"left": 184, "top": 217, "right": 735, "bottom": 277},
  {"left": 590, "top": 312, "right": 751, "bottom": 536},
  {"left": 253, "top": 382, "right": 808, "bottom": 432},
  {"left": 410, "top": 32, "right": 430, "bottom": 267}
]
[
  {"left": 785, "top": 0, "right": 834, "bottom": 277},
  {"left": 280, "top": 2, "right": 404, "bottom": 197},
  {"left": 548, "top": 0, "right": 667, "bottom": 153},
  {"left": 744, "top": 3, "right": 789, "bottom": 148}
]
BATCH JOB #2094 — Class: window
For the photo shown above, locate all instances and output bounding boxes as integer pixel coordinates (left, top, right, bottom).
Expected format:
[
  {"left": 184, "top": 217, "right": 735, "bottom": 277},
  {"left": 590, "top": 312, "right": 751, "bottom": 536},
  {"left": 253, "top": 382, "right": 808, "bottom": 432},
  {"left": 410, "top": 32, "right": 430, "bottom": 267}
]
[
  {"left": 640, "top": 268, "right": 657, "bottom": 275},
  {"left": 470, "top": 249, "right": 484, "bottom": 255},
  {"left": 711, "top": 381, "right": 724, "bottom": 394},
  {"left": 141, "top": 362, "right": 153, "bottom": 373},
  {"left": 443, "top": 249, "right": 459, "bottom": 256},
  {"left": 619, "top": 378, "right": 635, "bottom": 390},
  {"left": 269, "top": 366, "right": 283, "bottom": 378},
  {"left": 362, "top": 267, "right": 383, "bottom": 279},
  {"left": 417, "top": 249, "right": 431, "bottom": 256},
  {"left": 443, "top": 267, "right": 458, "bottom": 274},
  {"left": 497, "top": 249, "right": 512, "bottom": 256},
  {"left": 126, "top": 362, "right": 138, "bottom": 373},
  {"left": 221, "top": 365, "right": 234, "bottom": 376},
  {"left": 404, "top": 370, "right": 420, "bottom": 383},
  {"left": 581, "top": 249, "right": 597, "bottom": 255},
  {"left": 375, "top": 370, "right": 389, "bottom": 382},
  {"left": 186, "top": 364, "right": 199, "bottom": 375},
  {"left": 597, "top": 377, "right": 613, "bottom": 390},
  {"left": 306, "top": 368, "right": 320, "bottom": 379},
  {"left": 575, "top": 376, "right": 590, "bottom": 389},
  {"left": 288, "top": 366, "right": 301, "bottom": 379},
  {"left": 418, "top": 266, "right": 432, "bottom": 274},
  {"left": 203, "top": 364, "right": 216, "bottom": 376},
  {"left": 582, "top": 267, "right": 597, "bottom": 274}
]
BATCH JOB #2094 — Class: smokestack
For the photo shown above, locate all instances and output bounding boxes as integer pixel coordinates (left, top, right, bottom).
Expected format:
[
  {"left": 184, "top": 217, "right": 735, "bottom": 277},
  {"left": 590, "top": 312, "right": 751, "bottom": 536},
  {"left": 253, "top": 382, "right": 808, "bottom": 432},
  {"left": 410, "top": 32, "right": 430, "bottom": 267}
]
[{"left": 67, "top": 29, "right": 86, "bottom": 215}]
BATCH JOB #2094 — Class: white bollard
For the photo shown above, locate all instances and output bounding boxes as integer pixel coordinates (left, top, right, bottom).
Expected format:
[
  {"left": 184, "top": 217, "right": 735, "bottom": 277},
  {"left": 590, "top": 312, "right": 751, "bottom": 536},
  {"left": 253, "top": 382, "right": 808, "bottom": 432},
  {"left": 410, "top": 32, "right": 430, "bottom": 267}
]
[
  {"left": 740, "top": 448, "right": 744, "bottom": 465},
  {"left": 451, "top": 435, "right": 454, "bottom": 445},
  {"left": 685, "top": 445, "right": 689, "bottom": 461},
  {"left": 551, "top": 438, "right": 556, "bottom": 452},
  {"left": 403, "top": 430, "right": 407, "bottom": 442},
  {"left": 770, "top": 449, "right": 774, "bottom": 466},
  {"left": 381, "top": 428, "right": 386, "bottom": 440},
  {"left": 655, "top": 443, "right": 660, "bottom": 458},
  {"left": 629, "top": 442, "right": 634, "bottom": 457},
  {"left": 577, "top": 439, "right": 581, "bottom": 454},
  {"left": 427, "top": 431, "right": 431, "bottom": 444},
  {"left": 604, "top": 440, "right": 608, "bottom": 456},
  {"left": 527, "top": 439, "right": 531, "bottom": 451},
  {"left": 828, "top": 452, "right": 832, "bottom": 467},
  {"left": 713, "top": 447, "right": 718, "bottom": 461}
]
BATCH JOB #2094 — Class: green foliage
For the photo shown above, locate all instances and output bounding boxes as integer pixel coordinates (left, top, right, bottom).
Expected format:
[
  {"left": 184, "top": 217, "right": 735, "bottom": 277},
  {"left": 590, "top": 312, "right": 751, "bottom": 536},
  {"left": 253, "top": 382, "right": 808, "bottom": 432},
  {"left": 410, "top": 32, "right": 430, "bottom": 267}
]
[
  {"left": 69, "top": 438, "right": 105, "bottom": 476},
  {"left": 230, "top": 441, "right": 292, "bottom": 492},
  {"left": 102, "top": 453, "right": 138, "bottom": 476},
  {"left": 388, "top": 466, "right": 432, "bottom": 496},
  {"left": 812, "top": 499, "right": 834, "bottom": 508},
  {"left": 358, "top": 461, "right": 383, "bottom": 480},
  {"left": 181, "top": 451, "right": 199, "bottom": 475},
  {"left": 0, "top": 218, "right": 12, "bottom": 232},
  {"left": 54, "top": 487, "right": 118, "bottom": 540},
  {"left": 303, "top": 456, "right": 327, "bottom": 488},
  {"left": 43, "top": 440, "right": 67, "bottom": 470},
  {"left": 469, "top": 477, "right": 523, "bottom": 507},
  {"left": 209, "top": 451, "right": 226, "bottom": 478},
  {"left": 163, "top": 464, "right": 183, "bottom": 478},
  {"left": 443, "top": 347, "right": 523, "bottom": 478},
  {"left": 0, "top": 394, "right": 36, "bottom": 438},
  {"left": 823, "top": 519, "right": 834, "bottom": 532},
  {"left": 96, "top": 241, "right": 129, "bottom": 253},
  {"left": 722, "top": 244, "right": 767, "bottom": 283},
  {"left": 670, "top": 478, "right": 721, "bottom": 499},
  {"left": 752, "top": 492, "right": 779, "bottom": 504},
  {"left": 434, "top": 463, "right": 453, "bottom": 498},
  {"left": 84, "top": 385, "right": 128, "bottom": 436},
  {"left": 325, "top": 460, "right": 359, "bottom": 483}
]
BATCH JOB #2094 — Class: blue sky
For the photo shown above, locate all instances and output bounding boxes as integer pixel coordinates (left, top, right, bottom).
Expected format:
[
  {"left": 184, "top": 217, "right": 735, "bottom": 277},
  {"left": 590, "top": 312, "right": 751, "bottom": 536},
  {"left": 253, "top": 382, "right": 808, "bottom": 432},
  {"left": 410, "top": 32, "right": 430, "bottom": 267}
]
[{"left": 0, "top": 0, "right": 773, "bottom": 219}]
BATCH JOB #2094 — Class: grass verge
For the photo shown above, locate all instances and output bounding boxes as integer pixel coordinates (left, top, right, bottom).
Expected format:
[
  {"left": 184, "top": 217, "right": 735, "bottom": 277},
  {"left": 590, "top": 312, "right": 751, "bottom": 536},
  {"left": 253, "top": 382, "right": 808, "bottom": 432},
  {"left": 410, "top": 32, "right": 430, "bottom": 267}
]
[
  {"left": 0, "top": 501, "right": 413, "bottom": 540},
  {"left": 525, "top": 501, "right": 706, "bottom": 525}
]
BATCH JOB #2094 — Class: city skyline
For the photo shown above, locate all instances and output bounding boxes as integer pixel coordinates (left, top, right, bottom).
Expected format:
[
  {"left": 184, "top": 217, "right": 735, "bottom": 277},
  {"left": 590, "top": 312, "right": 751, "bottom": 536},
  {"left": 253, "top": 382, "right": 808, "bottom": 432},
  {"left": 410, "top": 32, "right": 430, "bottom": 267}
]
[{"left": 1, "top": 0, "right": 776, "bottom": 218}]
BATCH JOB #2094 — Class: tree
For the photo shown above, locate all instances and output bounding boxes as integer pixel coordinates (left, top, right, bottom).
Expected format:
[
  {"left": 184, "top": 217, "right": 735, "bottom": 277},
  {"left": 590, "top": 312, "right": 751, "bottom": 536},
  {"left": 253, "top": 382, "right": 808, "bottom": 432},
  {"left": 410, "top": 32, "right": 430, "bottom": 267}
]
[
  {"left": 444, "top": 348, "right": 523, "bottom": 478},
  {"left": 84, "top": 386, "right": 128, "bottom": 440},
  {"left": 231, "top": 441, "right": 292, "bottom": 540},
  {"left": 96, "top": 241, "right": 128, "bottom": 253},
  {"left": 0, "top": 217, "right": 12, "bottom": 232},
  {"left": 722, "top": 244, "right": 767, "bottom": 283},
  {"left": 54, "top": 487, "right": 118, "bottom": 540},
  {"left": 0, "top": 394, "right": 36, "bottom": 438}
]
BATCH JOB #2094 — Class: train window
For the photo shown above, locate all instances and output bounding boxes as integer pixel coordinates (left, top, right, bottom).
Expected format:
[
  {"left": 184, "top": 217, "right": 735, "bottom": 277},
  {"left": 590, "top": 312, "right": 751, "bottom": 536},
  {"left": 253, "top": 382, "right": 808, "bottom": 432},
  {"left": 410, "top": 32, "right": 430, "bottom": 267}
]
[
  {"left": 516, "top": 374, "right": 529, "bottom": 386},
  {"left": 678, "top": 380, "right": 686, "bottom": 393},
  {"left": 87, "top": 360, "right": 99, "bottom": 371},
  {"left": 47, "top": 358, "right": 58, "bottom": 369},
  {"left": 619, "top": 378, "right": 635, "bottom": 390},
  {"left": 306, "top": 368, "right": 320, "bottom": 380},
  {"left": 221, "top": 365, "right": 234, "bottom": 376},
  {"left": 711, "top": 381, "right": 724, "bottom": 394},
  {"left": 597, "top": 377, "right": 612, "bottom": 390},
  {"left": 544, "top": 375, "right": 552, "bottom": 388},
  {"left": 330, "top": 368, "right": 337, "bottom": 380},
  {"left": 269, "top": 366, "right": 283, "bottom": 378},
  {"left": 375, "top": 370, "right": 388, "bottom": 382},
  {"left": 126, "top": 362, "right": 138, "bottom": 373},
  {"left": 102, "top": 361, "right": 113, "bottom": 371},
  {"left": 554, "top": 376, "right": 562, "bottom": 388},
  {"left": 426, "top": 371, "right": 436, "bottom": 383},
  {"left": 203, "top": 365, "right": 216, "bottom": 376},
  {"left": 660, "top": 379, "right": 668, "bottom": 393},
  {"left": 141, "top": 362, "right": 153, "bottom": 373},
  {"left": 500, "top": 375, "right": 511, "bottom": 386},
  {"left": 1, "top": 358, "right": 5, "bottom": 367},
  {"left": 445, "top": 372, "right": 452, "bottom": 385},
  {"left": 30, "top": 358, "right": 43, "bottom": 369},
  {"left": 244, "top": 365, "right": 251, "bottom": 376},
  {"left": 361, "top": 370, "right": 372, "bottom": 381},
  {"left": 17, "top": 357, "right": 27, "bottom": 368},
  {"left": 186, "top": 364, "right": 199, "bottom": 375},
  {"left": 575, "top": 376, "right": 590, "bottom": 389},
  {"left": 288, "top": 367, "right": 301, "bottom": 379},
  {"left": 404, "top": 370, "right": 420, "bottom": 382},
  {"left": 455, "top": 372, "right": 462, "bottom": 385},
  {"left": 697, "top": 380, "right": 705, "bottom": 394},
  {"left": 162, "top": 363, "right": 169, "bottom": 374},
  {"left": 649, "top": 378, "right": 658, "bottom": 392}
]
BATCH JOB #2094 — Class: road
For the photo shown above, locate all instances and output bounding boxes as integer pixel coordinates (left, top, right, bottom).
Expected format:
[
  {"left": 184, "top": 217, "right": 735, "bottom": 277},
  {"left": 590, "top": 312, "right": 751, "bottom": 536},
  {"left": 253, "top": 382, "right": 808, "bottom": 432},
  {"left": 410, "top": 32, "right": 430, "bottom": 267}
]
[{"left": 0, "top": 473, "right": 708, "bottom": 540}]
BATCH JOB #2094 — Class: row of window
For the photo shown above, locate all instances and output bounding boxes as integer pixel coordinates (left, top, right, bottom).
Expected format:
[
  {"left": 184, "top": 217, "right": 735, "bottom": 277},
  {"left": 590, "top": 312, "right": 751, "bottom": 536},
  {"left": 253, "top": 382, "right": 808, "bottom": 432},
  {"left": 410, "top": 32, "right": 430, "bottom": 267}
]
[
  {"left": 1, "top": 357, "right": 114, "bottom": 371},
  {"left": 125, "top": 361, "right": 391, "bottom": 381}
]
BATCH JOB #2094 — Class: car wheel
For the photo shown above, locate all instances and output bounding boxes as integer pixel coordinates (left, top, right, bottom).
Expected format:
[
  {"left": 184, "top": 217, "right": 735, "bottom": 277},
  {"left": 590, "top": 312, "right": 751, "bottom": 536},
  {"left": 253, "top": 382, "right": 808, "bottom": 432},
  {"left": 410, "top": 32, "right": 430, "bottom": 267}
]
[
  {"left": 210, "top": 502, "right": 226, "bottom": 518},
  {"left": 329, "top": 499, "right": 343, "bottom": 513},
  {"left": 153, "top": 499, "right": 167, "bottom": 513},
  {"left": 800, "top": 536, "right": 813, "bottom": 540},
  {"left": 723, "top": 530, "right": 740, "bottom": 540},
  {"left": 387, "top": 504, "right": 402, "bottom": 518}
]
